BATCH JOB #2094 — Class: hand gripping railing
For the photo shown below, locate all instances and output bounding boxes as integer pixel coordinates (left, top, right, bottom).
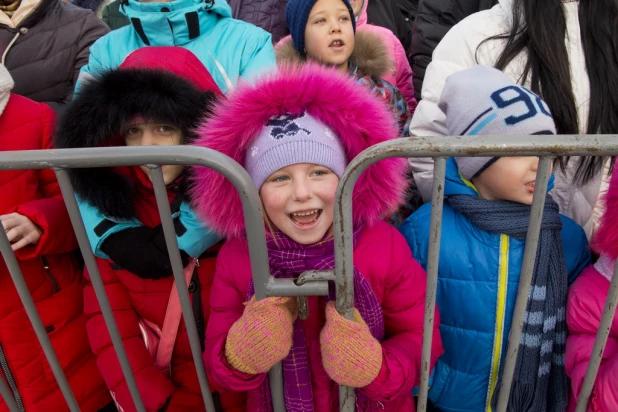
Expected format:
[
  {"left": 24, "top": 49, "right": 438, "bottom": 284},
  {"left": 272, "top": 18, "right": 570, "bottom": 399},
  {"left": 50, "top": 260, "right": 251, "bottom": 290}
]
[
  {"left": 0, "top": 146, "right": 336, "bottom": 412},
  {"left": 333, "top": 134, "right": 618, "bottom": 412}
]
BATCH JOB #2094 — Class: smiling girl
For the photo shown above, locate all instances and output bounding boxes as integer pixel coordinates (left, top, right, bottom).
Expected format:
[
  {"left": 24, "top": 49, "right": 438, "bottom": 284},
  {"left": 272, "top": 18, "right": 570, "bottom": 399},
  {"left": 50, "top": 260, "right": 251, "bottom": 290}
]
[{"left": 191, "top": 63, "right": 442, "bottom": 411}]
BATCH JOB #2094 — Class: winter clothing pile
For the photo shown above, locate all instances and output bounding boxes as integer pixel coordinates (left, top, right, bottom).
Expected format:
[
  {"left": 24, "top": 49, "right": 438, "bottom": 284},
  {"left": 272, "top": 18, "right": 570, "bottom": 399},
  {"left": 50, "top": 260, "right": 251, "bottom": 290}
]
[
  {"left": 227, "top": 0, "right": 289, "bottom": 43},
  {"left": 0, "top": 64, "right": 110, "bottom": 412},
  {"left": 191, "top": 63, "right": 443, "bottom": 411},
  {"left": 410, "top": 0, "right": 498, "bottom": 100},
  {"left": 276, "top": 30, "right": 411, "bottom": 136},
  {"left": 409, "top": 0, "right": 604, "bottom": 238},
  {"left": 100, "top": 0, "right": 129, "bottom": 31},
  {"left": 54, "top": 47, "right": 244, "bottom": 412},
  {"left": 400, "top": 66, "right": 590, "bottom": 412},
  {"left": 566, "top": 170, "right": 618, "bottom": 412},
  {"left": 78, "top": 0, "right": 276, "bottom": 95},
  {"left": 355, "top": 0, "right": 416, "bottom": 110},
  {"left": 0, "top": 0, "right": 109, "bottom": 115}
]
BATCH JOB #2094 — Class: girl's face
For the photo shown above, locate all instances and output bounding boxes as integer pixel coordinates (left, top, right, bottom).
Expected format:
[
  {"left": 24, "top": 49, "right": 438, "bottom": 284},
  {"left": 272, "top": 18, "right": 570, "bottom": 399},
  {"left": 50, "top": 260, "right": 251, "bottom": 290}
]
[
  {"left": 472, "top": 157, "right": 550, "bottom": 205},
  {"left": 260, "top": 163, "right": 339, "bottom": 244},
  {"left": 304, "top": 0, "right": 355, "bottom": 72},
  {"left": 124, "top": 123, "right": 185, "bottom": 185}
]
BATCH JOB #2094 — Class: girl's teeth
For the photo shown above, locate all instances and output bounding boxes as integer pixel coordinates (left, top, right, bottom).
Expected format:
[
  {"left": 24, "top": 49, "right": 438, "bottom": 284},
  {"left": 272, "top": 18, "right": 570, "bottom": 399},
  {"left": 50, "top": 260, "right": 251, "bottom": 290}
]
[{"left": 292, "top": 210, "right": 318, "bottom": 217}]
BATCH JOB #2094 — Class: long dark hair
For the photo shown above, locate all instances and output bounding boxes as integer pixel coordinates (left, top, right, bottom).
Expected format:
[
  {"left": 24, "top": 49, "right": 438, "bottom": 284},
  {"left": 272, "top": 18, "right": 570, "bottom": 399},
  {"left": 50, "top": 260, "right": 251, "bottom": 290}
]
[{"left": 478, "top": 0, "right": 618, "bottom": 185}]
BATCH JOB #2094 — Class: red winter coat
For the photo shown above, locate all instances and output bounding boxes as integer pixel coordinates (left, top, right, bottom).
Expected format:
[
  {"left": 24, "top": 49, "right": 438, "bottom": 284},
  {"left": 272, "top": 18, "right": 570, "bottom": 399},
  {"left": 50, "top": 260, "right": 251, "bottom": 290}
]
[
  {"left": 0, "top": 94, "right": 110, "bottom": 411},
  {"left": 83, "top": 168, "right": 245, "bottom": 412},
  {"left": 206, "top": 221, "right": 443, "bottom": 411}
]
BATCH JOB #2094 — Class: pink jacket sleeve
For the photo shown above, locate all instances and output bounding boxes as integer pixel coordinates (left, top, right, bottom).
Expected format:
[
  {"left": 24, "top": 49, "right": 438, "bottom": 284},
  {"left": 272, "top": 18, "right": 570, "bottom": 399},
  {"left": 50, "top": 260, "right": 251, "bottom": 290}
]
[
  {"left": 566, "top": 266, "right": 618, "bottom": 412},
  {"left": 204, "top": 240, "right": 267, "bottom": 391},
  {"left": 361, "top": 226, "right": 442, "bottom": 401},
  {"left": 392, "top": 37, "right": 417, "bottom": 113}
]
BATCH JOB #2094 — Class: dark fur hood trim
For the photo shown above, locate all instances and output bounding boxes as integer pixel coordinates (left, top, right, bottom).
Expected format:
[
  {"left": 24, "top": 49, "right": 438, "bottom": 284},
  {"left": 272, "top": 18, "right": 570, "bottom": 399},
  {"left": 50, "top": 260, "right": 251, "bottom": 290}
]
[
  {"left": 276, "top": 30, "right": 393, "bottom": 78},
  {"left": 54, "top": 68, "right": 219, "bottom": 220}
]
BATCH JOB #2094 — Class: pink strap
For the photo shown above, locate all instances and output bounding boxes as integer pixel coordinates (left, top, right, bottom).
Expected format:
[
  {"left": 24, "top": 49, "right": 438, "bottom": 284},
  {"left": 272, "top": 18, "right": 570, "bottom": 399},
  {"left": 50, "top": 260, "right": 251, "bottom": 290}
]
[{"left": 155, "top": 258, "right": 197, "bottom": 371}]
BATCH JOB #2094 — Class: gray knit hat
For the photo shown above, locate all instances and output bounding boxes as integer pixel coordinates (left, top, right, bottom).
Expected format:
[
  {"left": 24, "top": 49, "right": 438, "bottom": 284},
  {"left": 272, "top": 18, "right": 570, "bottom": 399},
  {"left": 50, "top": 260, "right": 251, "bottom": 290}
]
[
  {"left": 245, "top": 112, "right": 348, "bottom": 189},
  {"left": 439, "top": 66, "right": 556, "bottom": 181}
]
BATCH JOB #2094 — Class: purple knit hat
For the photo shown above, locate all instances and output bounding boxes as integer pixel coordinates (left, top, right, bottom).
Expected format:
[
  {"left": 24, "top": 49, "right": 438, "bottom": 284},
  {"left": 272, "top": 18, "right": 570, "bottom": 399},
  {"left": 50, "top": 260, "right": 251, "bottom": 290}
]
[{"left": 245, "top": 112, "right": 348, "bottom": 189}]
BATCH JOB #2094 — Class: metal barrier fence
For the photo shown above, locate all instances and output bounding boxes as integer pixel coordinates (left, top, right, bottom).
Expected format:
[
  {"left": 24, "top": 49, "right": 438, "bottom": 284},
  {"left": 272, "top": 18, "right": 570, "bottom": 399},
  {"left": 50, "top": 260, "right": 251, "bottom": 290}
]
[{"left": 0, "top": 136, "right": 616, "bottom": 412}]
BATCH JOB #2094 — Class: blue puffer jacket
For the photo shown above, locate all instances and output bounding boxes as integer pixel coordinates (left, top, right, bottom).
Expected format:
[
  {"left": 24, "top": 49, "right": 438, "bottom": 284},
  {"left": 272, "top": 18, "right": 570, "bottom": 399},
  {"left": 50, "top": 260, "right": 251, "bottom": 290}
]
[
  {"left": 400, "top": 158, "right": 591, "bottom": 412},
  {"left": 77, "top": 0, "right": 276, "bottom": 94}
]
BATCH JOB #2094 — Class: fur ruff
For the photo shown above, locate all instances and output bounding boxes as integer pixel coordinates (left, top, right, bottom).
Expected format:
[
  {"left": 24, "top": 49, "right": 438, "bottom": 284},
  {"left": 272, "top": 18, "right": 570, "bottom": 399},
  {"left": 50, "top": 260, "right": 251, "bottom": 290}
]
[
  {"left": 55, "top": 69, "right": 219, "bottom": 220},
  {"left": 591, "top": 170, "right": 618, "bottom": 259},
  {"left": 189, "top": 63, "right": 406, "bottom": 238},
  {"left": 276, "top": 29, "right": 394, "bottom": 79}
]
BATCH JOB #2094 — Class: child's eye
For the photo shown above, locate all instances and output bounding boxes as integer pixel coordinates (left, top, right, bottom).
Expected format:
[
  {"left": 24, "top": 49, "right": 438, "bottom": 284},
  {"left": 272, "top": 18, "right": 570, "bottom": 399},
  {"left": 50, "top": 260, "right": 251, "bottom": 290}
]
[
  {"left": 314, "top": 18, "right": 326, "bottom": 24},
  {"left": 125, "top": 128, "right": 140, "bottom": 136},
  {"left": 312, "top": 169, "right": 330, "bottom": 177},
  {"left": 270, "top": 175, "right": 289, "bottom": 183},
  {"left": 157, "top": 125, "right": 176, "bottom": 133},
  {"left": 339, "top": 16, "right": 349, "bottom": 21}
]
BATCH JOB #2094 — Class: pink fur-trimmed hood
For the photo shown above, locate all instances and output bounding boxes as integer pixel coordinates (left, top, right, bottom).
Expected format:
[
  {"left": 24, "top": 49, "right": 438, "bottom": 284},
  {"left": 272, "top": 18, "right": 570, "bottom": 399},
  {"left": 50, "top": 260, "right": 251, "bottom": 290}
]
[
  {"left": 591, "top": 170, "right": 618, "bottom": 259},
  {"left": 189, "top": 63, "right": 406, "bottom": 238}
]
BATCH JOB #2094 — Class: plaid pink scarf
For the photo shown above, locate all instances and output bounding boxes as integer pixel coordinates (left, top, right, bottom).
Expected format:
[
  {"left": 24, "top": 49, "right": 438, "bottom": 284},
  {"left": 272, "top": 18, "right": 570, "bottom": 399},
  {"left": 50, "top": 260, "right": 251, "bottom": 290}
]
[{"left": 247, "top": 226, "right": 385, "bottom": 411}]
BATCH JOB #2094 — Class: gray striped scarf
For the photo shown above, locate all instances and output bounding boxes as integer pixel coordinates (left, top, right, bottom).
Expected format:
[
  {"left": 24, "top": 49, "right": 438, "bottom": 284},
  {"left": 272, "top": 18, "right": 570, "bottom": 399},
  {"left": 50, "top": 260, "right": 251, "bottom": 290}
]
[{"left": 447, "top": 194, "right": 569, "bottom": 412}]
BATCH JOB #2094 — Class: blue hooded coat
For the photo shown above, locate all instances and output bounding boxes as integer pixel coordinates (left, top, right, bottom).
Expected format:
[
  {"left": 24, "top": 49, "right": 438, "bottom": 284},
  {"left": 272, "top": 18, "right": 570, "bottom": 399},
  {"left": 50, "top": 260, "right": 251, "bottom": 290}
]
[
  {"left": 399, "top": 158, "right": 590, "bottom": 412},
  {"left": 77, "top": 0, "right": 276, "bottom": 94}
]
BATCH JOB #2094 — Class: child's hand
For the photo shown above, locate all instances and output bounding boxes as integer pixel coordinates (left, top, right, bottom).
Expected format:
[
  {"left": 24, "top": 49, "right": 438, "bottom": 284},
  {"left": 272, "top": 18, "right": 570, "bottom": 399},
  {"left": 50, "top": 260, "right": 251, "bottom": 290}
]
[
  {"left": 225, "top": 296, "right": 297, "bottom": 374},
  {"left": 320, "top": 303, "right": 383, "bottom": 388},
  {"left": 1, "top": 213, "right": 43, "bottom": 251}
]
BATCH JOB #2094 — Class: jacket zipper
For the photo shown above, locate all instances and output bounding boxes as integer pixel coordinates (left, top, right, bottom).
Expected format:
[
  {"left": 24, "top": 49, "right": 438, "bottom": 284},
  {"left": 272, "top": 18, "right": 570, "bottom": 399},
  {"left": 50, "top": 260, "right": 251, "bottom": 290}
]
[
  {"left": 485, "top": 234, "right": 510, "bottom": 412},
  {"left": 40, "top": 257, "right": 59, "bottom": 293},
  {"left": 0, "top": 342, "right": 25, "bottom": 412}
]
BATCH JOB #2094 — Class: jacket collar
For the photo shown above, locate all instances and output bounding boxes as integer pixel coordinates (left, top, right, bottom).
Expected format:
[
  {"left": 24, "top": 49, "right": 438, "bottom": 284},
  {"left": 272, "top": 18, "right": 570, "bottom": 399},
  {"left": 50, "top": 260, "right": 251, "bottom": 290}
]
[
  {"left": 276, "top": 29, "right": 393, "bottom": 78},
  {"left": 121, "top": 0, "right": 231, "bottom": 46}
]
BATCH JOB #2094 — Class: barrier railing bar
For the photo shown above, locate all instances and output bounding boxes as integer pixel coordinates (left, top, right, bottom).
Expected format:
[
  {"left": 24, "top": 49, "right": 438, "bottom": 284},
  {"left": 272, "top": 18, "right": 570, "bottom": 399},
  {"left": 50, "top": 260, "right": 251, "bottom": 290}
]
[
  {"left": 417, "top": 157, "right": 446, "bottom": 412},
  {"left": 0, "top": 199, "right": 80, "bottom": 412},
  {"left": 54, "top": 168, "right": 147, "bottom": 412},
  {"left": 575, "top": 261, "right": 618, "bottom": 411},
  {"left": 149, "top": 166, "right": 216, "bottom": 412},
  {"left": 0, "top": 374, "right": 19, "bottom": 412},
  {"left": 496, "top": 156, "right": 553, "bottom": 411}
]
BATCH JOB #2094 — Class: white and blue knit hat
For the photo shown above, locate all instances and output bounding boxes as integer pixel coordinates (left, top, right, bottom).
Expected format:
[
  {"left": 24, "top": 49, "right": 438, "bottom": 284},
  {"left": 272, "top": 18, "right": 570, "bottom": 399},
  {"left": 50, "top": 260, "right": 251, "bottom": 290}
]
[
  {"left": 439, "top": 66, "right": 557, "bottom": 180},
  {"left": 245, "top": 112, "right": 348, "bottom": 189}
]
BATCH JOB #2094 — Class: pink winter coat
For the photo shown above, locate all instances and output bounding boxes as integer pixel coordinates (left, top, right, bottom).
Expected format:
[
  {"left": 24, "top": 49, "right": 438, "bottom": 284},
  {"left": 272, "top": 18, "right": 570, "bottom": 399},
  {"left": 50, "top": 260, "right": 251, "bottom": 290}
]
[
  {"left": 566, "top": 170, "right": 618, "bottom": 412},
  {"left": 275, "top": 0, "right": 417, "bottom": 111},
  {"left": 205, "top": 221, "right": 442, "bottom": 410},
  {"left": 190, "top": 64, "right": 442, "bottom": 410},
  {"left": 566, "top": 265, "right": 618, "bottom": 412},
  {"left": 355, "top": 0, "right": 416, "bottom": 111}
]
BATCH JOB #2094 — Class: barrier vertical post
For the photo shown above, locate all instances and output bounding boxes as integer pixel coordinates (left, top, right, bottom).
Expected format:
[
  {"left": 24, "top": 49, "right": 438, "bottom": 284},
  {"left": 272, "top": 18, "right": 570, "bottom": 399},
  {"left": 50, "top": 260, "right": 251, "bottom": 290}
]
[
  {"left": 417, "top": 157, "right": 446, "bottom": 412},
  {"left": 54, "top": 169, "right": 146, "bottom": 412},
  {"left": 0, "top": 199, "right": 79, "bottom": 412},
  {"left": 149, "top": 166, "right": 216, "bottom": 412},
  {"left": 496, "top": 157, "right": 553, "bottom": 412},
  {"left": 574, "top": 263, "right": 618, "bottom": 411}
]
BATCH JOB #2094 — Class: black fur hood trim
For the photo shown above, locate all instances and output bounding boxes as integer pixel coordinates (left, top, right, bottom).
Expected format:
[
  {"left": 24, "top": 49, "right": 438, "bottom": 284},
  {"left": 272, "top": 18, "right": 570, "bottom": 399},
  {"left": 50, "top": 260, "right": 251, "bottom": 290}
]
[{"left": 55, "top": 68, "right": 219, "bottom": 220}]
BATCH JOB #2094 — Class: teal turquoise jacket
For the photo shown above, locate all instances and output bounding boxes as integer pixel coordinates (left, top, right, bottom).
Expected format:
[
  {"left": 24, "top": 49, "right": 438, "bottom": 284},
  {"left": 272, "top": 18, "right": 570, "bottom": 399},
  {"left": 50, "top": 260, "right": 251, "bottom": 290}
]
[
  {"left": 78, "top": 0, "right": 276, "bottom": 94},
  {"left": 399, "top": 158, "right": 591, "bottom": 412}
]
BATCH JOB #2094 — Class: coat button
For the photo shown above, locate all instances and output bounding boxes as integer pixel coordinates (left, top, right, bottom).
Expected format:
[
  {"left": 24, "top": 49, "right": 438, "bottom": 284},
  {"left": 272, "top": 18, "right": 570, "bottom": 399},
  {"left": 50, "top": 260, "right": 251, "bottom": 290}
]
[
  {"left": 188, "top": 281, "right": 196, "bottom": 292},
  {"left": 19, "top": 27, "right": 28, "bottom": 34}
]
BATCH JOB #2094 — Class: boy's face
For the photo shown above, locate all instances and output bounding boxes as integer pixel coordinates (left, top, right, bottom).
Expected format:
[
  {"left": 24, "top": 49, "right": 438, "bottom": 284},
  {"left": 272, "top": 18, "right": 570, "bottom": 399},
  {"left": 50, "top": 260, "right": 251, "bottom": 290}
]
[
  {"left": 472, "top": 157, "right": 548, "bottom": 205},
  {"left": 349, "top": 0, "right": 363, "bottom": 16},
  {"left": 304, "top": 0, "right": 355, "bottom": 71},
  {"left": 124, "top": 123, "right": 185, "bottom": 185}
]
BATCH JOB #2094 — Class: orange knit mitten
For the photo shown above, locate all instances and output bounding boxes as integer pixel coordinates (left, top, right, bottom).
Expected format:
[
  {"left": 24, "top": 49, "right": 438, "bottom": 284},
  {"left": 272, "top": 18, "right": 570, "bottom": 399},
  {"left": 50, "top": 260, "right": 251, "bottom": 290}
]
[
  {"left": 225, "top": 296, "right": 297, "bottom": 374},
  {"left": 320, "top": 302, "right": 383, "bottom": 388}
]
